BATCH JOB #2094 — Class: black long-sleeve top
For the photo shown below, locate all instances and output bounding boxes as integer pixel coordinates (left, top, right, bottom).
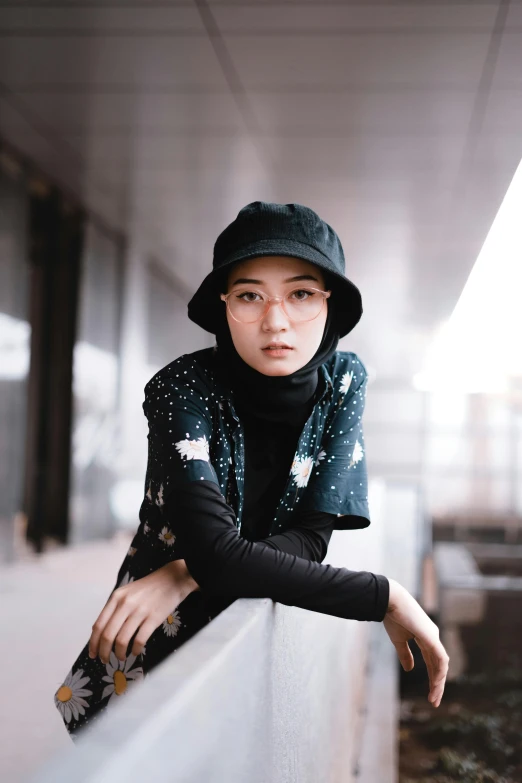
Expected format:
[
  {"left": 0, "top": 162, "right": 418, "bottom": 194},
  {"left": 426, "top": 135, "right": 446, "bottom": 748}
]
[{"left": 162, "top": 407, "right": 389, "bottom": 623}]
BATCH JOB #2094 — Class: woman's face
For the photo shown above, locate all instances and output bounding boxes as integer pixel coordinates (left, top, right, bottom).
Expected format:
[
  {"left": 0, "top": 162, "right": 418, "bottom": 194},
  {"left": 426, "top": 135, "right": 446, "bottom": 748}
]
[{"left": 223, "top": 256, "right": 328, "bottom": 376}]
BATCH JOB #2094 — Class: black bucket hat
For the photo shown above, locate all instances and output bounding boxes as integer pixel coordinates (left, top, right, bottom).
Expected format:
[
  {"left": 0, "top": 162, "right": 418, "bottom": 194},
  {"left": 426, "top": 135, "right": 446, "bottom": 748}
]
[{"left": 187, "top": 201, "right": 363, "bottom": 338}]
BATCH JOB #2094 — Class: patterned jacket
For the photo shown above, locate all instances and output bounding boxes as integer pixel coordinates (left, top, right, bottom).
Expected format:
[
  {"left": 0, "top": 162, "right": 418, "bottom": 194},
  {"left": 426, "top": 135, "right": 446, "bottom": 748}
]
[
  {"left": 142, "top": 345, "right": 370, "bottom": 537},
  {"left": 54, "top": 345, "right": 371, "bottom": 738}
]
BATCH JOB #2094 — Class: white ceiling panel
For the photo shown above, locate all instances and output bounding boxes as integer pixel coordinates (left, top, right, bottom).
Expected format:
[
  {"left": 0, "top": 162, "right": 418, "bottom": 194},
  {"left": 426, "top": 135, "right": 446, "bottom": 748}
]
[
  {"left": 75, "top": 160, "right": 267, "bottom": 202},
  {"left": 262, "top": 134, "right": 465, "bottom": 177},
  {"left": 0, "top": 2, "right": 519, "bottom": 380},
  {"left": 223, "top": 33, "right": 491, "bottom": 88},
  {"left": 119, "top": 157, "right": 272, "bottom": 220},
  {"left": 249, "top": 89, "right": 476, "bottom": 135},
  {"left": 0, "top": 97, "right": 126, "bottom": 224},
  {"left": 448, "top": 128, "right": 522, "bottom": 224},
  {"left": 1, "top": 92, "right": 244, "bottom": 136},
  {"left": 0, "top": 96, "right": 67, "bottom": 172},
  {"left": 267, "top": 174, "right": 456, "bottom": 214},
  {"left": 211, "top": 3, "right": 499, "bottom": 32},
  {"left": 127, "top": 194, "right": 279, "bottom": 288},
  {"left": 60, "top": 132, "right": 466, "bottom": 197},
  {"left": 58, "top": 132, "right": 258, "bottom": 168},
  {"left": 505, "top": 3, "right": 522, "bottom": 28},
  {"left": 405, "top": 137, "right": 522, "bottom": 329},
  {"left": 0, "top": 95, "right": 30, "bottom": 135},
  {"left": 480, "top": 88, "right": 522, "bottom": 133},
  {"left": 267, "top": 178, "right": 452, "bottom": 237},
  {"left": 469, "top": 144, "right": 522, "bottom": 194},
  {"left": 206, "top": 0, "right": 497, "bottom": 5},
  {"left": 489, "top": 30, "right": 522, "bottom": 85},
  {"left": 0, "top": 37, "right": 227, "bottom": 88},
  {"left": 97, "top": 164, "right": 270, "bottom": 201},
  {"left": 0, "top": 7, "right": 203, "bottom": 32}
]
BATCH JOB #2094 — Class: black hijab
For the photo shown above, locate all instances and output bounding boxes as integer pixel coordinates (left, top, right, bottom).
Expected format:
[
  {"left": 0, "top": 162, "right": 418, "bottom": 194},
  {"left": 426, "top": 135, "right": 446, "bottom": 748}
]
[{"left": 214, "top": 272, "right": 341, "bottom": 429}]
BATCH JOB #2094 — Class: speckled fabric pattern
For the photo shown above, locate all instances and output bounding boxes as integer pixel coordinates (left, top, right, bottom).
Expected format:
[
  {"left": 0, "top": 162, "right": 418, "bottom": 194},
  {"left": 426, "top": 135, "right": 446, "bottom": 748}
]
[
  {"left": 54, "top": 346, "right": 370, "bottom": 739},
  {"left": 142, "top": 345, "right": 370, "bottom": 528}
]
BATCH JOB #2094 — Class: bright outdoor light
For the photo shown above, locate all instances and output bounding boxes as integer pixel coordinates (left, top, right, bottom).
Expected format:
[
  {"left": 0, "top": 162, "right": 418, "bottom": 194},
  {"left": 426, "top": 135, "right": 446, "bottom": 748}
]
[
  {"left": 415, "top": 157, "right": 522, "bottom": 394},
  {"left": 0, "top": 313, "right": 30, "bottom": 380}
]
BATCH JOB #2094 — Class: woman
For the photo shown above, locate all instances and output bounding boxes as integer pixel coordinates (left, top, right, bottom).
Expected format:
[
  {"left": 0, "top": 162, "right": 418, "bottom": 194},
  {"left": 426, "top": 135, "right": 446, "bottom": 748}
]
[{"left": 54, "top": 202, "right": 449, "bottom": 739}]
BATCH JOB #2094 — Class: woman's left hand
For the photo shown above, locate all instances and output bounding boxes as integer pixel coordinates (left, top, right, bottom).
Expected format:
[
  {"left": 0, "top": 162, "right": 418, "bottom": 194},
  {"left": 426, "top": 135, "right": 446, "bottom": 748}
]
[
  {"left": 384, "top": 578, "right": 449, "bottom": 708},
  {"left": 88, "top": 559, "right": 199, "bottom": 663}
]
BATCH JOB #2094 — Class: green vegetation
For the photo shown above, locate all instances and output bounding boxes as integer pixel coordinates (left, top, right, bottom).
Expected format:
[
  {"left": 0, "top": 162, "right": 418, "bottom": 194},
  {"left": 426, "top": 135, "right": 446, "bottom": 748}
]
[{"left": 399, "top": 664, "right": 522, "bottom": 782}]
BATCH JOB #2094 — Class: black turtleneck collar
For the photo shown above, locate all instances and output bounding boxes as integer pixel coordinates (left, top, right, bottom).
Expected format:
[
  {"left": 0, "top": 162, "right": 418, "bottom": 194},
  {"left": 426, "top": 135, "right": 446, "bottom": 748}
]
[{"left": 213, "top": 298, "right": 340, "bottom": 429}]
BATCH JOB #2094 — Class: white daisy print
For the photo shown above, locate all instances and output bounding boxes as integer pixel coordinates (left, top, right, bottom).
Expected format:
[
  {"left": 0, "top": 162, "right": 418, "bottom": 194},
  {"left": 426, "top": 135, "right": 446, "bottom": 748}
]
[
  {"left": 127, "top": 546, "right": 137, "bottom": 557},
  {"left": 143, "top": 521, "right": 150, "bottom": 534},
  {"left": 291, "top": 455, "right": 314, "bottom": 488},
  {"left": 158, "top": 527, "right": 176, "bottom": 546},
  {"left": 340, "top": 371, "right": 353, "bottom": 395},
  {"left": 349, "top": 440, "right": 364, "bottom": 467},
  {"left": 54, "top": 668, "right": 93, "bottom": 724},
  {"left": 145, "top": 481, "right": 152, "bottom": 502},
  {"left": 315, "top": 449, "right": 326, "bottom": 467},
  {"left": 155, "top": 483, "right": 164, "bottom": 507},
  {"left": 174, "top": 434, "right": 210, "bottom": 462},
  {"left": 118, "top": 571, "right": 134, "bottom": 588},
  {"left": 101, "top": 651, "right": 144, "bottom": 703},
  {"left": 163, "top": 609, "right": 182, "bottom": 637}
]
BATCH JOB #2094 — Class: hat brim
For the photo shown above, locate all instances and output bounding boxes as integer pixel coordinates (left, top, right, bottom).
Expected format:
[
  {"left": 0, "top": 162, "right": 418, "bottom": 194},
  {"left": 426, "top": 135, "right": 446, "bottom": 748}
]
[{"left": 187, "top": 239, "right": 363, "bottom": 338}]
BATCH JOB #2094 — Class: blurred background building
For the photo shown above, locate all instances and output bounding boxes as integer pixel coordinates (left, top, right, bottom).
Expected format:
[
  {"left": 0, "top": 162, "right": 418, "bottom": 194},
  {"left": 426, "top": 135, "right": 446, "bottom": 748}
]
[
  {"left": 2, "top": 3, "right": 522, "bottom": 558},
  {"left": 1, "top": 3, "right": 522, "bottom": 782}
]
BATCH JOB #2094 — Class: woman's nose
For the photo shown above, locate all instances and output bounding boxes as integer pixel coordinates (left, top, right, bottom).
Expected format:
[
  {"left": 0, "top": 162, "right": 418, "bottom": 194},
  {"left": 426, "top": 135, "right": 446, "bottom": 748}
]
[{"left": 261, "top": 298, "right": 290, "bottom": 329}]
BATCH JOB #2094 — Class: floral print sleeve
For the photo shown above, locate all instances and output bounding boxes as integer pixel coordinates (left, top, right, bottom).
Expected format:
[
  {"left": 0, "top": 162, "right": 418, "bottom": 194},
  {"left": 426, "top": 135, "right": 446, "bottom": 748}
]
[{"left": 298, "top": 353, "right": 370, "bottom": 526}]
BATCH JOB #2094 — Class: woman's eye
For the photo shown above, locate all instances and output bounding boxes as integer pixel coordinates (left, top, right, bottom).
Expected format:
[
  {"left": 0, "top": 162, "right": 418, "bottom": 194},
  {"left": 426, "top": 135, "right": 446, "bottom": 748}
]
[
  {"left": 237, "top": 291, "right": 261, "bottom": 302},
  {"left": 290, "top": 289, "right": 314, "bottom": 300}
]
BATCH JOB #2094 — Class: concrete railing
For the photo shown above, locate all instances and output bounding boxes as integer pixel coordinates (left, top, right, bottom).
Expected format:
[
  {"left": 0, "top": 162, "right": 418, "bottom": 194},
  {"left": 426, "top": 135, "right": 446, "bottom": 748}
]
[
  {"left": 33, "top": 599, "right": 373, "bottom": 783},
  {"left": 31, "top": 479, "right": 421, "bottom": 783}
]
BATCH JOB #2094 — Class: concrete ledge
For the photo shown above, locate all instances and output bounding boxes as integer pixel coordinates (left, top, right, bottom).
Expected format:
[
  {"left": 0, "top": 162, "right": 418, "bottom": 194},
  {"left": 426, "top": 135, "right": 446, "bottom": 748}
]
[
  {"left": 355, "top": 624, "right": 398, "bottom": 783},
  {"left": 30, "top": 597, "right": 371, "bottom": 783}
]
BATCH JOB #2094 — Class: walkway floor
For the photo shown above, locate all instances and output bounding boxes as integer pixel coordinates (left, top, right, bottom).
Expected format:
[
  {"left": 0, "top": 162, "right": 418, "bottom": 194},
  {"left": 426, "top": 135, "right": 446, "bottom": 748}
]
[{"left": 0, "top": 533, "right": 132, "bottom": 783}]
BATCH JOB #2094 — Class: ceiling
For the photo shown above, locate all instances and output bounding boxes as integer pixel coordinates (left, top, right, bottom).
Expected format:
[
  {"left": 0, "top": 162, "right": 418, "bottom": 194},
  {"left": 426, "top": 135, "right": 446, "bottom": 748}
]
[{"left": 1, "top": 0, "right": 521, "bottom": 378}]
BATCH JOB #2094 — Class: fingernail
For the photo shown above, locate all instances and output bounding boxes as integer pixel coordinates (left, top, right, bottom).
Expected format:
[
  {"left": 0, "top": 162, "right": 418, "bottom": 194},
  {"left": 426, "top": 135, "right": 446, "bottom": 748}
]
[{"left": 88, "top": 651, "right": 95, "bottom": 659}]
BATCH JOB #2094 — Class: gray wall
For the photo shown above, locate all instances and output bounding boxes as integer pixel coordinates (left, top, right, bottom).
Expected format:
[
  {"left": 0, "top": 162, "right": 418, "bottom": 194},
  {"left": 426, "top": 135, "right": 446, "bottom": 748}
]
[{"left": 0, "top": 156, "right": 29, "bottom": 561}]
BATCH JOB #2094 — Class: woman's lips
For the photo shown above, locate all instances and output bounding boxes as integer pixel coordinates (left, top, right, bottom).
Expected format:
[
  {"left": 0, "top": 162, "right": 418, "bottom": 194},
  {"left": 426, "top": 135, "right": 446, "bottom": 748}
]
[{"left": 262, "top": 346, "right": 293, "bottom": 357}]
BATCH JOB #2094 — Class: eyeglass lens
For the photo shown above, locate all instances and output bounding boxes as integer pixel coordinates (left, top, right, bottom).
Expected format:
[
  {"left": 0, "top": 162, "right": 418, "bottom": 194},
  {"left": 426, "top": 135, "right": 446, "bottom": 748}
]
[{"left": 227, "top": 288, "right": 326, "bottom": 323}]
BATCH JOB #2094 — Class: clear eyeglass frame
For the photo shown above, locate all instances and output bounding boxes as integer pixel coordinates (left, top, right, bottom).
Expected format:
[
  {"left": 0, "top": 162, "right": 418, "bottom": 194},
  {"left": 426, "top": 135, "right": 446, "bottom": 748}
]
[{"left": 220, "top": 286, "right": 332, "bottom": 324}]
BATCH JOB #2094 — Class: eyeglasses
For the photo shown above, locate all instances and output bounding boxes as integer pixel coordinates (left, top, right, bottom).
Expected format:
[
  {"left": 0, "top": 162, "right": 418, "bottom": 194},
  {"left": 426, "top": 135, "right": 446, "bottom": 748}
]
[{"left": 220, "top": 286, "right": 331, "bottom": 324}]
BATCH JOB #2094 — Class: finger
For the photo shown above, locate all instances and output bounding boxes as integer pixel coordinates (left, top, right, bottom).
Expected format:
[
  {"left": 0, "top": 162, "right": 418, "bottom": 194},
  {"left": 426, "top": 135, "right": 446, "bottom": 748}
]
[
  {"left": 427, "top": 647, "right": 449, "bottom": 706},
  {"left": 418, "top": 640, "right": 449, "bottom": 707},
  {"left": 131, "top": 616, "right": 161, "bottom": 657},
  {"left": 98, "top": 602, "right": 135, "bottom": 663},
  {"left": 89, "top": 594, "right": 120, "bottom": 658},
  {"left": 394, "top": 641, "right": 415, "bottom": 672},
  {"left": 429, "top": 660, "right": 449, "bottom": 707},
  {"left": 114, "top": 609, "right": 146, "bottom": 662},
  {"left": 417, "top": 643, "right": 438, "bottom": 699}
]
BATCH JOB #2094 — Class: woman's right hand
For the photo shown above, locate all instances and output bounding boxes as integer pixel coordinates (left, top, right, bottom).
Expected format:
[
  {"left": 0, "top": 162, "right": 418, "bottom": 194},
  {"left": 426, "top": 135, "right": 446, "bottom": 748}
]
[
  {"left": 383, "top": 578, "right": 449, "bottom": 708},
  {"left": 89, "top": 559, "right": 199, "bottom": 664}
]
